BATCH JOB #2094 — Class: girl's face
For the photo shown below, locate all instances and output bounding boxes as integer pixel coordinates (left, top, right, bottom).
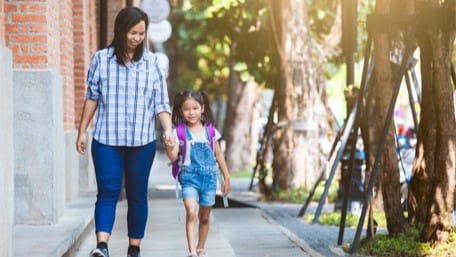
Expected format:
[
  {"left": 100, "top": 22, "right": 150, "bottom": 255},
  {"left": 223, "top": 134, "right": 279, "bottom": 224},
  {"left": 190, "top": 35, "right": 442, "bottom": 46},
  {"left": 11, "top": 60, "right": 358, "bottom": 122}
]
[
  {"left": 181, "top": 98, "right": 204, "bottom": 126},
  {"left": 126, "top": 21, "right": 146, "bottom": 52}
]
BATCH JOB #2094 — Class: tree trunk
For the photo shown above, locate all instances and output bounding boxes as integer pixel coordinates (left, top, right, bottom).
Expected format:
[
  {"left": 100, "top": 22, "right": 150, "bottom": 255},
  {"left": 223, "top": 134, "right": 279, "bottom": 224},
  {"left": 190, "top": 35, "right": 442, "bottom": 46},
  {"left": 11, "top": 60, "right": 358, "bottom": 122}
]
[
  {"left": 371, "top": 0, "right": 408, "bottom": 235},
  {"left": 407, "top": 20, "right": 436, "bottom": 225},
  {"left": 271, "top": 0, "right": 320, "bottom": 189},
  {"left": 223, "top": 58, "right": 259, "bottom": 173},
  {"left": 410, "top": 0, "right": 456, "bottom": 243},
  {"left": 360, "top": 75, "right": 385, "bottom": 238},
  {"left": 266, "top": 0, "right": 292, "bottom": 190}
]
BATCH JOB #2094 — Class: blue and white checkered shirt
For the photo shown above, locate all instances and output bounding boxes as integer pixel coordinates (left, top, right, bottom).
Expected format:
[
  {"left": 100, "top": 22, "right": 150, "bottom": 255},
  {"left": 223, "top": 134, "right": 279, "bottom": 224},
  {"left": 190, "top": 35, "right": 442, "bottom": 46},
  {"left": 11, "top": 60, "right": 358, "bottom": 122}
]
[{"left": 86, "top": 47, "right": 171, "bottom": 146}]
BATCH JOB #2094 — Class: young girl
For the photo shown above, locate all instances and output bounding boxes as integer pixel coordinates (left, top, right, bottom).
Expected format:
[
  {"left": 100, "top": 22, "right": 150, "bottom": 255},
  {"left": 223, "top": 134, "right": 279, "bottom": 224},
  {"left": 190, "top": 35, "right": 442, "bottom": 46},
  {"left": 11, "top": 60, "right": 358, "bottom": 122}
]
[{"left": 164, "top": 90, "right": 231, "bottom": 257}]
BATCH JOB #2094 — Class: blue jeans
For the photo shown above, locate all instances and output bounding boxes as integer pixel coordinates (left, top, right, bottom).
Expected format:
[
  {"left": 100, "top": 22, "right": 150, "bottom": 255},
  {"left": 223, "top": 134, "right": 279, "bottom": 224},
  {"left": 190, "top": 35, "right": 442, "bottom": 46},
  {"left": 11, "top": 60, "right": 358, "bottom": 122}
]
[{"left": 91, "top": 139, "right": 156, "bottom": 239}]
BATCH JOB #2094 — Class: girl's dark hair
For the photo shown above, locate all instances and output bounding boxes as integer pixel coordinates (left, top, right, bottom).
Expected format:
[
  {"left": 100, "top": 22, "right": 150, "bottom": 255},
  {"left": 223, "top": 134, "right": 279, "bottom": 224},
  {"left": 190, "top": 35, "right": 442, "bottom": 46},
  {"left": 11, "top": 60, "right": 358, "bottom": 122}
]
[
  {"left": 110, "top": 6, "right": 148, "bottom": 66},
  {"left": 172, "top": 90, "right": 215, "bottom": 126}
]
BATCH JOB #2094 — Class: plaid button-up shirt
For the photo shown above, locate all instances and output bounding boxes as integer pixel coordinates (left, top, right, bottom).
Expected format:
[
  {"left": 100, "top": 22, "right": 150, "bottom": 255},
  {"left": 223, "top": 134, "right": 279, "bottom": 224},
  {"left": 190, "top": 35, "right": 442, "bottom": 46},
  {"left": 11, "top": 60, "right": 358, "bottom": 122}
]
[{"left": 86, "top": 47, "right": 171, "bottom": 146}]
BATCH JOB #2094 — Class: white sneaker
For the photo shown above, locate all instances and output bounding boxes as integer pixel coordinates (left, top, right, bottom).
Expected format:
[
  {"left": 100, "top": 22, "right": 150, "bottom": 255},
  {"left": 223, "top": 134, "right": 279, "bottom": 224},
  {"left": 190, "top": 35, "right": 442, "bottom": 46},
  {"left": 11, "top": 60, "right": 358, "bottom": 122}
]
[{"left": 196, "top": 249, "right": 208, "bottom": 257}]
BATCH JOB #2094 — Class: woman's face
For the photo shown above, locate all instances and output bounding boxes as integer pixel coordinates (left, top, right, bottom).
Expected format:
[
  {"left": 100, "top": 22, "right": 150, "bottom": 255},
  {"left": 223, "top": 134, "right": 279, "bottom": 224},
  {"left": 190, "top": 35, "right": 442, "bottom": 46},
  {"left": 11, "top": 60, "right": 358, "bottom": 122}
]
[{"left": 126, "top": 21, "right": 146, "bottom": 52}]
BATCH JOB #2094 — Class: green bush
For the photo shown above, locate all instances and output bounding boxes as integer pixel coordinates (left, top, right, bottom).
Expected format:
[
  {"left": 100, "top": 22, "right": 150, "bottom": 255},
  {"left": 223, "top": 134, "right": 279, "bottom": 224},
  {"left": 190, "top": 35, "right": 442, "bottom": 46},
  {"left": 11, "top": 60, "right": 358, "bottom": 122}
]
[
  {"left": 358, "top": 227, "right": 432, "bottom": 257},
  {"left": 355, "top": 226, "right": 456, "bottom": 257}
]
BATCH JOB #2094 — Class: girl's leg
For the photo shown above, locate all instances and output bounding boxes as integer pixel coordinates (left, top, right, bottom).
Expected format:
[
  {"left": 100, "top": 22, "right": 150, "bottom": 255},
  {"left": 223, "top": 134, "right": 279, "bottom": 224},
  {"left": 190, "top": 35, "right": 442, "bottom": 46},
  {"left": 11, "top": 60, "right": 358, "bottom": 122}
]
[
  {"left": 196, "top": 206, "right": 212, "bottom": 251},
  {"left": 91, "top": 140, "right": 124, "bottom": 243},
  {"left": 184, "top": 198, "right": 199, "bottom": 254},
  {"left": 123, "top": 141, "right": 156, "bottom": 246},
  {"left": 196, "top": 169, "right": 217, "bottom": 254}
]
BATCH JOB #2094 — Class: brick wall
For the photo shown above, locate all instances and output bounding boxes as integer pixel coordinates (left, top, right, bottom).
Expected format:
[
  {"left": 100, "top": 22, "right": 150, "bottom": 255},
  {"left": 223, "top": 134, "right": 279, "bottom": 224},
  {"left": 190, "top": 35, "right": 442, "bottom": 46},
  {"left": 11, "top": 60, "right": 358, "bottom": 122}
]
[
  {"left": 4, "top": 0, "right": 100, "bottom": 130},
  {"left": 5, "top": 1, "right": 57, "bottom": 69},
  {"left": 73, "top": 0, "right": 99, "bottom": 128},
  {"left": 107, "top": 1, "right": 126, "bottom": 45},
  {"left": 0, "top": 0, "right": 4, "bottom": 45},
  {"left": 60, "top": 0, "right": 74, "bottom": 130}
]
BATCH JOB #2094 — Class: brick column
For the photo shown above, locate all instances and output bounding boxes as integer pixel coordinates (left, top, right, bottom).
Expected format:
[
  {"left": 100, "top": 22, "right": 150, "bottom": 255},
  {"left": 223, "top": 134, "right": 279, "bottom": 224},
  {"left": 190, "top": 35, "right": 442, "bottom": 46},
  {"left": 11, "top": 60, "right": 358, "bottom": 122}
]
[{"left": 70, "top": 0, "right": 99, "bottom": 199}]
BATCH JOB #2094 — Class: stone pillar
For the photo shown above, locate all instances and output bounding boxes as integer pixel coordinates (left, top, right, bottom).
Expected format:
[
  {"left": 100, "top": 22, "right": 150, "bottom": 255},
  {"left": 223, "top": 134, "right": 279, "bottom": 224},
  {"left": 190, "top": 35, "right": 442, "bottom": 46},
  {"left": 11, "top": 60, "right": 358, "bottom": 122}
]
[
  {"left": 0, "top": 45, "right": 14, "bottom": 257},
  {"left": 14, "top": 69, "right": 65, "bottom": 225}
]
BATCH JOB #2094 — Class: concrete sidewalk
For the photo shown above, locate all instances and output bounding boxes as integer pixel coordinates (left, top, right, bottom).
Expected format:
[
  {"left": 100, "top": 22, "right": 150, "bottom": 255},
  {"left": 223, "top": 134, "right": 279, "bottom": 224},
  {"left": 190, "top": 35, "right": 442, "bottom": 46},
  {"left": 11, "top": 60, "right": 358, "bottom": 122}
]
[
  {"left": 14, "top": 150, "right": 354, "bottom": 257},
  {"left": 69, "top": 151, "right": 310, "bottom": 257}
]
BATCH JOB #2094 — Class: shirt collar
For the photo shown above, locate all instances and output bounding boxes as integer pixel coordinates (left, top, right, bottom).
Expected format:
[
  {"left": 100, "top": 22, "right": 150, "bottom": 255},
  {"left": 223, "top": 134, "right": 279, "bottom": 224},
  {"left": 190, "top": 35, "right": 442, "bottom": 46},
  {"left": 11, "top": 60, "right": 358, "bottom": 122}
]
[{"left": 107, "top": 46, "right": 149, "bottom": 63}]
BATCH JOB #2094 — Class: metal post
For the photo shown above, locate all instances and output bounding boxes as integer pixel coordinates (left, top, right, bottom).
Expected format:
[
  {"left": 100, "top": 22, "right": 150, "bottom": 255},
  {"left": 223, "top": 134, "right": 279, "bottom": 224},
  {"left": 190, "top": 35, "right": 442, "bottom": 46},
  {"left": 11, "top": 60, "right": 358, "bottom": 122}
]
[
  {"left": 404, "top": 71, "right": 419, "bottom": 132},
  {"left": 337, "top": 35, "right": 373, "bottom": 245},
  {"left": 297, "top": 127, "right": 341, "bottom": 217},
  {"left": 312, "top": 104, "right": 357, "bottom": 224}
]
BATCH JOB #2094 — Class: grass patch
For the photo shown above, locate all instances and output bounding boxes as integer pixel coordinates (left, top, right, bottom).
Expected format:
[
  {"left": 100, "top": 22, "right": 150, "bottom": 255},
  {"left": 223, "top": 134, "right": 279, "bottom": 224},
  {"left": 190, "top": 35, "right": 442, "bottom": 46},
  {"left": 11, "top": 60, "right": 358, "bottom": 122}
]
[
  {"left": 273, "top": 184, "right": 339, "bottom": 204},
  {"left": 229, "top": 169, "right": 254, "bottom": 178},
  {"left": 304, "top": 211, "right": 387, "bottom": 228},
  {"left": 356, "top": 227, "right": 432, "bottom": 257},
  {"left": 343, "top": 225, "right": 456, "bottom": 257}
]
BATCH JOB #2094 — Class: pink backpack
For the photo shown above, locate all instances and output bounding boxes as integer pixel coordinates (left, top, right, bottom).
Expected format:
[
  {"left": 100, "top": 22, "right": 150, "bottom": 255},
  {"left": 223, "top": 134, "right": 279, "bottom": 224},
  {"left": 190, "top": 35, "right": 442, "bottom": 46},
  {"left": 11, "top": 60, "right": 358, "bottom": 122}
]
[{"left": 171, "top": 123, "right": 216, "bottom": 180}]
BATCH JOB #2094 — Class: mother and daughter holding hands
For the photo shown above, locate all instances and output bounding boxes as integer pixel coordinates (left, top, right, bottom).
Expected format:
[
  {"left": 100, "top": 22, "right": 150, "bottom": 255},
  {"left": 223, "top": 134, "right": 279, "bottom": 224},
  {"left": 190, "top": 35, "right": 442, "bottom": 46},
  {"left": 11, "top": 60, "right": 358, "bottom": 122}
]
[{"left": 76, "top": 6, "right": 231, "bottom": 257}]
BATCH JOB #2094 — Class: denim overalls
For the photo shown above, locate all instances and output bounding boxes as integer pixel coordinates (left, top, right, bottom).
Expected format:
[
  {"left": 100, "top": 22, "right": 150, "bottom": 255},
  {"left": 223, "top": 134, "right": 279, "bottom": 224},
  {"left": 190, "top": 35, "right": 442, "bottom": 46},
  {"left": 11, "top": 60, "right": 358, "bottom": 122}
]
[{"left": 178, "top": 127, "right": 218, "bottom": 206}]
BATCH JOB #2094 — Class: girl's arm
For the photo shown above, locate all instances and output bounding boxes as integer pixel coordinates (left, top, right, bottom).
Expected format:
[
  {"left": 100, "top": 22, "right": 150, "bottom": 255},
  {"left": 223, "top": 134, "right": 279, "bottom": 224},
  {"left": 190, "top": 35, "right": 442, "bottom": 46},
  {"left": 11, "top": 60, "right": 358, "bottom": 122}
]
[
  {"left": 214, "top": 141, "right": 231, "bottom": 195},
  {"left": 165, "top": 135, "right": 179, "bottom": 162}
]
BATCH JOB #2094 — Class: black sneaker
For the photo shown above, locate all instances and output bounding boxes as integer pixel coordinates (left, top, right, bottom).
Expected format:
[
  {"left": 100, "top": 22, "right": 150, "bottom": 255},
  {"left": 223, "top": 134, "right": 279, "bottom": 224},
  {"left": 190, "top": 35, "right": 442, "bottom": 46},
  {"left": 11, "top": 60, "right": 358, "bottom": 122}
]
[
  {"left": 127, "top": 252, "right": 141, "bottom": 257},
  {"left": 89, "top": 247, "right": 109, "bottom": 257},
  {"left": 127, "top": 245, "right": 140, "bottom": 257}
]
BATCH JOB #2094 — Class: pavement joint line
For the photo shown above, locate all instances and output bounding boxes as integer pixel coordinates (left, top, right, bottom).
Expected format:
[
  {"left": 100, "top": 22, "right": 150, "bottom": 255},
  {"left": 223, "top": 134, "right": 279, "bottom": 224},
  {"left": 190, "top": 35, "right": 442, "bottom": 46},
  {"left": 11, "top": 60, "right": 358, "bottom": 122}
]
[{"left": 256, "top": 206, "right": 325, "bottom": 257}]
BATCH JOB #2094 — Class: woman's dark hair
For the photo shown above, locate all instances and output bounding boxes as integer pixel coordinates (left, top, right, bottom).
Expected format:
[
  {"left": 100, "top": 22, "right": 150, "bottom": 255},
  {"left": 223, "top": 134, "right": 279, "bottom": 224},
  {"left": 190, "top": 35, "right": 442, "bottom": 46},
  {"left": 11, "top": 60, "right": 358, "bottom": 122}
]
[
  {"left": 172, "top": 90, "right": 215, "bottom": 126},
  {"left": 110, "top": 6, "right": 148, "bottom": 66}
]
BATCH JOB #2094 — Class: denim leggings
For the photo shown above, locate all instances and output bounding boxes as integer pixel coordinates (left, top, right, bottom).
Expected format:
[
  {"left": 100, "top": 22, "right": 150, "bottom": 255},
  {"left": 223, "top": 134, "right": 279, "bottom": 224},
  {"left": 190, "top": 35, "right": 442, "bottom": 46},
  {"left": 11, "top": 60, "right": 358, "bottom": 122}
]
[{"left": 91, "top": 139, "right": 156, "bottom": 239}]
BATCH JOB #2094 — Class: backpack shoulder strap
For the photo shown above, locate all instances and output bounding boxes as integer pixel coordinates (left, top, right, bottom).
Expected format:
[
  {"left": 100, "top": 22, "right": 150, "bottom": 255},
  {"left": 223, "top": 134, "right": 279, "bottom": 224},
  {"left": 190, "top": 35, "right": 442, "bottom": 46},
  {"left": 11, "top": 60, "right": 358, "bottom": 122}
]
[
  {"left": 176, "top": 123, "right": 187, "bottom": 160},
  {"left": 206, "top": 123, "right": 216, "bottom": 151}
]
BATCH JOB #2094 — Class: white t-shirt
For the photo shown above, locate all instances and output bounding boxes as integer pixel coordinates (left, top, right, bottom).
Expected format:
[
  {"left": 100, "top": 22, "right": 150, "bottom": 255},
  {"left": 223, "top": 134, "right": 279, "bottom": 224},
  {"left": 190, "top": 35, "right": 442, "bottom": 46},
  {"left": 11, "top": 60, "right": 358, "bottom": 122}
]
[{"left": 172, "top": 127, "right": 221, "bottom": 166}]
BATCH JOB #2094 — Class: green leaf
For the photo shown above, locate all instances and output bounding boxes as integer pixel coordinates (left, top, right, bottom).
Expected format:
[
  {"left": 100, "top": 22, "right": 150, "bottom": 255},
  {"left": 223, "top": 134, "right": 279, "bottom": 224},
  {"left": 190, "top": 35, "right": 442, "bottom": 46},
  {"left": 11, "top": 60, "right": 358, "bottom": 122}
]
[{"left": 233, "top": 62, "right": 248, "bottom": 71}]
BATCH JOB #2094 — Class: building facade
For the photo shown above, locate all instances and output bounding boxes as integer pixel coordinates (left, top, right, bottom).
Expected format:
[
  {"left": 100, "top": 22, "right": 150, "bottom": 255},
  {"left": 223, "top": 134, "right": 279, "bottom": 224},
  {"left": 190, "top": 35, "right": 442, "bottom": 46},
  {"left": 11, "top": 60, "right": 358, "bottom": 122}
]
[{"left": 0, "top": 1, "right": 139, "bottom": 256}]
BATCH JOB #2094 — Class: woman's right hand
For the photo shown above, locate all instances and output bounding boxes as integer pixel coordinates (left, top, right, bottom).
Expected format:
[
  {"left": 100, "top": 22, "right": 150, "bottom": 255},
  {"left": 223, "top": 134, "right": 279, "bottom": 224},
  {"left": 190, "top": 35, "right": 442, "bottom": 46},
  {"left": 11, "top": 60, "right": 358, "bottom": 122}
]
[{"left": 76, "top": 132, "right": 88, "bottom": 154}]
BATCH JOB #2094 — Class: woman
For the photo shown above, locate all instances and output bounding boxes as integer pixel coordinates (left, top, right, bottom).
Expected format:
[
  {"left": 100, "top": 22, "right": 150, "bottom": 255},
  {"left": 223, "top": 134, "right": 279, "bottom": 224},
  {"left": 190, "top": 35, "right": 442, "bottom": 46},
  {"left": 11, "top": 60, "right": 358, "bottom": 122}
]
[{"left": 76, "top": 6, "right": 173, "bottom": 257}]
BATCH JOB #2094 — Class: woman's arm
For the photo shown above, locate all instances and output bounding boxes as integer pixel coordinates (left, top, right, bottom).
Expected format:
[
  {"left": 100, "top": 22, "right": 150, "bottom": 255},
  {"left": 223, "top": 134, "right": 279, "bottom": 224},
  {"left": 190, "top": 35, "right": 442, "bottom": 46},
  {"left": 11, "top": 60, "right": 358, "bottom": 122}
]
[
  {"left": 76, "top": 99, "right": 98, "bottom": 154},
  {"left": 157, "top": 111, "right": 179, "bottom": 162},
  {"left": 157, "top": 111, "right": 173, "bottom": 137}
]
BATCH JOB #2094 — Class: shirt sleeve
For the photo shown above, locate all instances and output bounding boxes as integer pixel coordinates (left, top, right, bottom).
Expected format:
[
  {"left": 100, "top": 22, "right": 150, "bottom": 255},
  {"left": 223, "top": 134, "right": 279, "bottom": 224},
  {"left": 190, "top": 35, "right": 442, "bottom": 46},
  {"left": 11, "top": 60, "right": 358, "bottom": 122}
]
[
  {"left": 153, "top": 54, "right": 171, "bottom": 115},
  {"left": 215, "top": 128, "right": 222, "bottom": 141},
  {"left": 86, "top": 52, "right": 101, "bottom": 100}
]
